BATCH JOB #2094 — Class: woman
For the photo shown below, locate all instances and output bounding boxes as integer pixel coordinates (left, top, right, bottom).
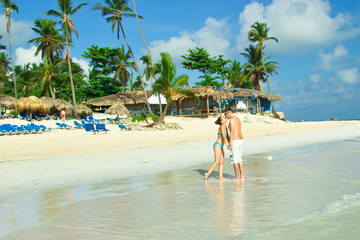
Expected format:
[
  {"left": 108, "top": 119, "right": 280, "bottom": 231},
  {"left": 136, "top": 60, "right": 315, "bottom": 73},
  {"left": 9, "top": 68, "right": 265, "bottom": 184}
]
[{"left": 205, "top": 115, "right": 230, "bottom": 181}]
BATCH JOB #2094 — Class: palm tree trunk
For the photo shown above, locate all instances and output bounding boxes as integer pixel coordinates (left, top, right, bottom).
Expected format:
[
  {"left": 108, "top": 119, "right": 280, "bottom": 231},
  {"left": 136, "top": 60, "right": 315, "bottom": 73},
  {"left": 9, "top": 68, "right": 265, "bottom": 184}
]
[
  {"left": 260, "top": 45, "right": 271, "bottom": 94},
  {"left": 157, "top": 103, "right": 168, "bottom": 124},
  {"left": 65, "top": 38, "right": 78, "bottom": 118},
  {"left": 119, "top": 22, "right": 153, "bottom": 115},
  {"left": 260, "top": 45, "right": 273, "bottom": 115},
  {"left": 7, "top": 15, "right": 17, "bottom": 99},
  {"left": 132, "top": 0, "right": 161, "bottom": 118}
]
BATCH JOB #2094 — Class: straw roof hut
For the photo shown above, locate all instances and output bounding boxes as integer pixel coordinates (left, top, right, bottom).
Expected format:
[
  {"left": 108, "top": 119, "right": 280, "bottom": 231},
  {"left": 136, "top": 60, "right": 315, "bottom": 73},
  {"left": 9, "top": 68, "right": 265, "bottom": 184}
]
[
  {"left": 105, "top": 103, "right": 130, "bottom": 116},
  {"left": 231, "top": 88, "right": 282, "bottom": 101},
  {"left": 86, "top": 90, "right": 152, "bottom": 107},
  {"left": 172, "top": 86, "right": 233, "bottom": 101},
  {"left": 75, "top": 103, "right": 93, "bottom": 116},
  {"left": 40, "top": 96, "right": 57, "bottom": 113},
  {"left": 15, "top": 96, "right": 50, "bottom": 114},
  {"left": 54, "top": 99, "right": 74, "bottom": 115},
  {"left": 0, "top": 95, "right": 16, "bottom": 108}
]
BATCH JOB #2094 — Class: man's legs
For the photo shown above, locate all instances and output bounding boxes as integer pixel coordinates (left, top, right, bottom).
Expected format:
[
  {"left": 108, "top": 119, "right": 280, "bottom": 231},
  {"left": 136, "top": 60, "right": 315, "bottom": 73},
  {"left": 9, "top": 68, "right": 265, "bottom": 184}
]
[
  {"left": 232, "top": 140, "right": 244, "bottom": 180},
  {"left": 233, "top": 163, "right": 240, "bottom": 179}
]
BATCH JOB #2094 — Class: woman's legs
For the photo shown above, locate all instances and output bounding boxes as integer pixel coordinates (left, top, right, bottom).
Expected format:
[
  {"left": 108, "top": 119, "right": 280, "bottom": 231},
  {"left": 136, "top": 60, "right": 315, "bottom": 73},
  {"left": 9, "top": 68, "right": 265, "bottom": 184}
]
[
  {"left": 218, "top": 148, "right": 225, "bottom": 180},
  {"left": 205, "top": 145, "right": 222, "bottom": 180}
]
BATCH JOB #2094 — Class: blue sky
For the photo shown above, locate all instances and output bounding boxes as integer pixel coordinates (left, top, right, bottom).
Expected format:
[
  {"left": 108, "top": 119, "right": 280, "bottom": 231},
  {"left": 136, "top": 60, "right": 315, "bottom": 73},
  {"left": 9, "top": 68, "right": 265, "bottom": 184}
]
[{"left": 1, "top": 0, "right": 360, "bottom": 122}]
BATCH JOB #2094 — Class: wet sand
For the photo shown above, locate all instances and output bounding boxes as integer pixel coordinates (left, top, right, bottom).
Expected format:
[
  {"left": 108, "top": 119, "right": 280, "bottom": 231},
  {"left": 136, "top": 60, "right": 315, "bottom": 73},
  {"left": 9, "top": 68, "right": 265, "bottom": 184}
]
[
  {"left": 1, "top": 114, "right": 360, "bottom": 198},
  {"left": 1, "top": 140, "right": 360, "bottom": 239}
]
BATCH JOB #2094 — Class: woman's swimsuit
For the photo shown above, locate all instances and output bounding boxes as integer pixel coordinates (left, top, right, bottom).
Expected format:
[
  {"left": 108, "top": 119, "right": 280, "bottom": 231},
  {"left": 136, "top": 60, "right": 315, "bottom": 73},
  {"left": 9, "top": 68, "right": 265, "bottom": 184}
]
[{"left": 213, "top": 133, "right": 228, "bottom": 149}]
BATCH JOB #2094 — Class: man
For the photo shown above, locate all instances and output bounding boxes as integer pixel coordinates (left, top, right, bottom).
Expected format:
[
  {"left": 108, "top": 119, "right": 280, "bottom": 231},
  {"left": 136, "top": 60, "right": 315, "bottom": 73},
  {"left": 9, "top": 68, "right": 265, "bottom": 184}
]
[{"left": 224, "top": 108, "right": 244, "bottom": 180}]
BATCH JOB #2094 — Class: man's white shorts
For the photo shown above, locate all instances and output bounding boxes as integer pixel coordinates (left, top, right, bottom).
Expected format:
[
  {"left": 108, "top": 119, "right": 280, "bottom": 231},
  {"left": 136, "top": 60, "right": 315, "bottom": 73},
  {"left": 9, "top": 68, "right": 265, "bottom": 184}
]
[{"left": 232, "top": 140, "right": 244, "bottom": 164}]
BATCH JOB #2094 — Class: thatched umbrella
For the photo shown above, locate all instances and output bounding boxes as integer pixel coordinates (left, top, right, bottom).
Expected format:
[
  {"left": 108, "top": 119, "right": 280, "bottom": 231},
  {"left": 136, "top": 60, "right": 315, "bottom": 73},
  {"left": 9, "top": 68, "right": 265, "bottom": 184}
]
[
  {"left": 15, "top": 96, "right": 50, "bottom": 117},
  {"left": 41, "top": 96, "right": 57, "bottom": 113},
  {"left": 54, "top": 99, "right": 74, "bottom": 115},
  {"left": 76, "top": 103, "right": 93, "bottom": 116},
  {"left": 105, "top": 103, "right": 130, "bottom": 117},
  {"left": 0, "top": 95, "right": 16, "bottom": 109}
]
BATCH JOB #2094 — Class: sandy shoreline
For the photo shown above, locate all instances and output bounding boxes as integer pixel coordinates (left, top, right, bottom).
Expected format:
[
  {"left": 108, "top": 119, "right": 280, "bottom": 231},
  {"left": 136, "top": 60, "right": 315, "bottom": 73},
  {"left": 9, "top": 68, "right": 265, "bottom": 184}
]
[{"left": 1, "top": 114, "right": 360, "bottom": 198}]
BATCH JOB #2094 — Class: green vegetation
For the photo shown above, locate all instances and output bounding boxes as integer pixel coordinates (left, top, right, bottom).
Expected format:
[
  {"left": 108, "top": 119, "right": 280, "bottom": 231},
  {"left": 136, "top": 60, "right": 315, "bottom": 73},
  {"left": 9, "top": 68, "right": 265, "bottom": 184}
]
[
  {"left": 0, "top": 0, "right": 280, "bottom": 123},
  {"left": 132, "top": 114, "right": 159, "bottom": 122},
  {"left": 1, "top": 0, "right": 19, "bottom": 98},
  {"left": 181, "top": 47, "right": 230, "bottom": 87},
  {"left": 153, "top": 52, "right": 198, "bottom": 123}
]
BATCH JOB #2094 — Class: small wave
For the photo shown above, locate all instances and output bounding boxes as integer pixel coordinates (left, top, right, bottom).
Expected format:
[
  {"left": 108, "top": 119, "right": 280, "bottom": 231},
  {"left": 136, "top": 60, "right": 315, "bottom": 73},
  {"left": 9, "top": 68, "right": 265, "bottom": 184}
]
[
  {"left": 283, "top": 193, "right": 360, "bottom": 226},
  {"left": 241, "top": 193, "right": 360, "bottom": 239}
]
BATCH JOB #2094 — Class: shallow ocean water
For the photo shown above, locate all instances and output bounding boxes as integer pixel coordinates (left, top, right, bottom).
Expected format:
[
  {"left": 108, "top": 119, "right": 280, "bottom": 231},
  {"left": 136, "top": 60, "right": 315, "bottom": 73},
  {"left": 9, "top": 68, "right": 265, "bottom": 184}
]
[{"left": 1, "top": 139, "right": 360, "bottom": 239}]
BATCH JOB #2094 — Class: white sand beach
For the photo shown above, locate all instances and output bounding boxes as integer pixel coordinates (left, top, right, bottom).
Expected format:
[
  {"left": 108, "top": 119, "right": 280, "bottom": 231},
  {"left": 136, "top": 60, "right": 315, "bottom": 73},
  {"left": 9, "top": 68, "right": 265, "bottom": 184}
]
[{"left": 1, "top": 113, "right": 360, "bottom": 198}]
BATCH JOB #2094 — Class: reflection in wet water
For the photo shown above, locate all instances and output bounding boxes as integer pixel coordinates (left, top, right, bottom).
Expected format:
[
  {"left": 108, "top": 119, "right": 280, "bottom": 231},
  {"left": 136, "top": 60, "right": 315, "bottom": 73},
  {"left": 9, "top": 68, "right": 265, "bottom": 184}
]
[{"left": 1, "top": 140, "right": 360, "bottom": 239}]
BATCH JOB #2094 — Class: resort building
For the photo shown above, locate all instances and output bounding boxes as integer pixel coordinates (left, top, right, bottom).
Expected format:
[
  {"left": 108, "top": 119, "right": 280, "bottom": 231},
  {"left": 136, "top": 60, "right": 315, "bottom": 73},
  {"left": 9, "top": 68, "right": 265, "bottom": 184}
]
[{"left": 85, "top": 86, "right": 283, "bottom": 118}]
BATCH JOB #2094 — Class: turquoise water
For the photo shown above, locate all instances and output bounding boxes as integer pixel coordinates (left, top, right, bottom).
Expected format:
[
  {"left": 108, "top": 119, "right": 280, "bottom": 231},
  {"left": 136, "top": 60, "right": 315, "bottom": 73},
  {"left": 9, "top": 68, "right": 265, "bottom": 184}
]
[{"left": 1, "top": 139, "right": 360, "bottom": 239}]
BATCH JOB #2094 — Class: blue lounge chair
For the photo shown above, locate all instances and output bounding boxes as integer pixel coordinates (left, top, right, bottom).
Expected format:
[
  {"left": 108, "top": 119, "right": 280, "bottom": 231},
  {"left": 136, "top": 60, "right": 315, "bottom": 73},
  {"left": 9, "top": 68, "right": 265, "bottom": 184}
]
[
  {"left": 28, "top": 123, "right": 44, "bottom": 133},
  {"left": 96, "top": 123, "right": 109, "bottom": 133},
  {"left": 56, "top": 122, "right": 73, "bottom": 129},
  {"left": 1, "top": 124, "right": 19, "bottom": 134},
  {"left": 118, "top": 124, "right": 132, "bottom": 131},
  {"left": 84, "top": 123, "right": 99, "bottom": 134},
  {"left": 19, "top": 113, "right": 34, "bottom": 121},
  {"left": 88, "top": 115, "right": 100, "bottom": 123},
  {"left": 74, "top": 120, "right": 85, "bottom": 129}
]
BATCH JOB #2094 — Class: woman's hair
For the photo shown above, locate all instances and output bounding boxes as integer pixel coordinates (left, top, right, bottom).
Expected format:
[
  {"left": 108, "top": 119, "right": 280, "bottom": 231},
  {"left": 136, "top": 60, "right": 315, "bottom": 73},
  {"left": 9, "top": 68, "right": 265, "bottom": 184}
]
[{"left": 215, "top": 116, "right": 222, "bottom": 125}]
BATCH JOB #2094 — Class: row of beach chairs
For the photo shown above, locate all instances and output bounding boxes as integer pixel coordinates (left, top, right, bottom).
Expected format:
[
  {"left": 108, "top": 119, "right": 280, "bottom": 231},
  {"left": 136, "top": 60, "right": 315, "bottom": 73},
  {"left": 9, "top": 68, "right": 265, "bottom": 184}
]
[
  {"left": 56, "top": 121, "right": 132, "bottom": 133},
  {"left": 0, "top": 123, "right": 52, "bottom": 135}
]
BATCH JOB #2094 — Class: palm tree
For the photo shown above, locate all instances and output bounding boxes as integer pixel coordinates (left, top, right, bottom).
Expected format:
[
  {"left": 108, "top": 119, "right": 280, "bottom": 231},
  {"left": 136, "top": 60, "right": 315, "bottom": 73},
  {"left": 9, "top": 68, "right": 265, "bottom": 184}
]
[
  {"left": 28, "top": 18, "right": 64, "bottom": 62},
  {"left": 92, "top": 0, "right": 153, "bottom": 114},
  {"left": 0, "top": 35, "right": 6, "bottom": 50},
  {"left": 153, "top": 52, "right": 197, "bottom": 123},
  {"left": 0, "top": 51, "right": 10, "bottom": 84},
  {"left": 227, "top": 60, "right": 244, "bottom": 87},
  {"left": 110, "top": 45, "right": 134, "bottom": 92},
  {"left": 133, "top": 0, "right": 162, "bottom": 117},
  {"left": 241, "top": 44, "right": 279, "bottom": 91},
  {"left": 248, "top": 22, "right": 278, "bottom": 94},
  {"left": 45, "top": 0, "right": 89, "bottom": 117},
  {"left": 19, "top": 59, "right": 65, "bottom": 97},
  {"left": 0, "top": 52, "right": 11, "bottom": 73},
  {"left": 140, "top": 55, "right": 152, "bottom": 84},
  {"left": 1, "top": 0, "right": 18, "bottom": 99}
]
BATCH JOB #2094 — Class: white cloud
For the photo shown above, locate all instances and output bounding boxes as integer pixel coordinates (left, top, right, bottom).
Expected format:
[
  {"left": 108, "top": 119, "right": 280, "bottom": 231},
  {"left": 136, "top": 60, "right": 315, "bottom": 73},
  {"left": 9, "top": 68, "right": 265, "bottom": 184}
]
[
  {"left": 72, "top": 57, "right": 90, "bottom": 77},
  {"left": 310, "top": 73, "right": 320, "bottom": 83},
  {"left": 316, "top": 44, "right": 349, "bottom": 70},
  {"left": 0, "top": 14, "right": 33, "bottom": 45},
  {"left": 337, "top": 68, "right": 360, "bottom": 84},
  {"left": 236, "top": 0, "right": 360, "bottom": 54},
  {"left": 149, "top": 17, "right": 231, "bottom": 64},
  {"left": 15, "top": 45, "right": 42, "bottom": 66}
]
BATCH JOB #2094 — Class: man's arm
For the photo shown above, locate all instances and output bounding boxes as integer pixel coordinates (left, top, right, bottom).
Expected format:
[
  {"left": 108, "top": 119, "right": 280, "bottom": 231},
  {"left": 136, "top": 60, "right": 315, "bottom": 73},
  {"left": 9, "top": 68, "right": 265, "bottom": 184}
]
[{"left": 228, "top": 119, "right": 235, "bottom": 150}]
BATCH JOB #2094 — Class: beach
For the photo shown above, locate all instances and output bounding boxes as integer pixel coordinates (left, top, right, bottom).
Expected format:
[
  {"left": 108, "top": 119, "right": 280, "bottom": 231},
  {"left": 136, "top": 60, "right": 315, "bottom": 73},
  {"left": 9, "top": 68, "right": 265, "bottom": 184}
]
[
  {"left": 1, "top": 113, "right": 360, "bottom": 198},
  {"left": 1, "top": 114, "right": 360, "bottom": 239}
]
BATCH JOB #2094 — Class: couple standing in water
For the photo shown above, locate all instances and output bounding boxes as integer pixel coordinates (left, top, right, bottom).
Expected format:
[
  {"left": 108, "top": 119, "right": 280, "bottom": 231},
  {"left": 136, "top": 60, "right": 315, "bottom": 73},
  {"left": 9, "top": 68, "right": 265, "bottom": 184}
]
[{"left": 204, "top": 108, "right": 244, "bottom": 181}]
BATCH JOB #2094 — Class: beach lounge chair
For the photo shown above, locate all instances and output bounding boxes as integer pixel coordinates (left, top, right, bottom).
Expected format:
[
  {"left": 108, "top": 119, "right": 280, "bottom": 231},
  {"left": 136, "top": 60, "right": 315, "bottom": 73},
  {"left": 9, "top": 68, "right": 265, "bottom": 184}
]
[
  {"left": 74, "top": 120, "right": 85, "bottom": 129},
  {"left": 28, "top": 123, "right": 44, "bottom": 133},
  {"left": 56, "top": 122, "right": 72, "bottom": 129},
  {"left": 118, "top": 124, "right": 132, "bottom": 131},
  {"left": 1, "top": 124, "right": 20, "bottom": 135},
  {"left": 95, "top": 123, "right": 109, "bottom": 133},
  {"left": 84, "top": 123, "right": 99, "bottom": 134},
  {"left": 19, "top": 113, "right": 34, "bottom": 121},
  {"left": 88, "top": 115, "right": 100, "bottom": 123},
  {"left": 106, "top": 118, "right": 115, "bottom": 124}
]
